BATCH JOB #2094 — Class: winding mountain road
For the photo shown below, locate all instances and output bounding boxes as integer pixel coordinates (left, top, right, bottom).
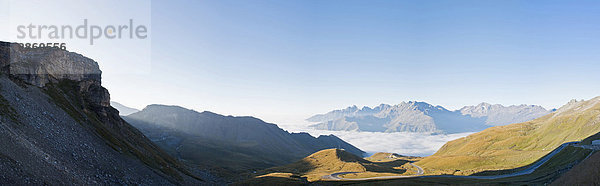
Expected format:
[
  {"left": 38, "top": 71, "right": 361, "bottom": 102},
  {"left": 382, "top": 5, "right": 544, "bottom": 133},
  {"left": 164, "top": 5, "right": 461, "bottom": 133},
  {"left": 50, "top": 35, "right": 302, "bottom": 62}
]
[
  {"left": 324, "top": 141, "right": 593, "bottom": 181},
  {"left": 323, "top": 162, "right": 424, "bottom": 181}
]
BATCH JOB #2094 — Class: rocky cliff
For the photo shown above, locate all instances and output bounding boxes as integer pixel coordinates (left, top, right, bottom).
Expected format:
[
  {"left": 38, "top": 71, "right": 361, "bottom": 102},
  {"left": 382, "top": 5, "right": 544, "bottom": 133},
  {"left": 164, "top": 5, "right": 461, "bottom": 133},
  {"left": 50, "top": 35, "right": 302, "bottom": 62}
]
[
  {"left": 1, "top": 42, "right": 102, "bottom": 88},
  {"left": 0, "top": 42, "right": 211, "bottom": 185}
]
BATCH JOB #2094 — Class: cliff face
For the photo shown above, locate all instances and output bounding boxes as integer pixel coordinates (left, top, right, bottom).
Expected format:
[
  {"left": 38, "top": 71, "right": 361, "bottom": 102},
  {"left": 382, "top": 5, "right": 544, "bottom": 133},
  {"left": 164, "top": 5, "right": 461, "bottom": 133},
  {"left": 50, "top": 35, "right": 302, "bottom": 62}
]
[
  {"left": 0, "top": 42, "right": 109, "bottom": 107},
  {"left": 0, "top": 42, "right": 209, "bottom": 185},
  {"left": 1, "top": 43, "right": 101, "bottom": 87}
]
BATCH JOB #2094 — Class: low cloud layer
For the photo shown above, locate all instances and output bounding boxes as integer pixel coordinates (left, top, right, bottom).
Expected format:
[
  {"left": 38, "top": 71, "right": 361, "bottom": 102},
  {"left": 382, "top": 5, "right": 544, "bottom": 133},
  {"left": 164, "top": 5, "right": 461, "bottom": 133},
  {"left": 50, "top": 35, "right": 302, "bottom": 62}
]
[{"left": 280, "top": 124, "right": 472, "bottom": 157}]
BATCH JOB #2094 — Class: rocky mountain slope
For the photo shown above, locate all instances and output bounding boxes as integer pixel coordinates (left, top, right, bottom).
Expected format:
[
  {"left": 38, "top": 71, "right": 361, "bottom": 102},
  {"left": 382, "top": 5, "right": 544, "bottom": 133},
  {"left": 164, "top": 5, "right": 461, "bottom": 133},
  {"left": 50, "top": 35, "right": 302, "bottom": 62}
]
[
  {"left": 124, "top": 105, "right": 365, "bottom": 177},
  {"left": 415, "top": 97, "right": 600, "bottom": 175},
  {"left": 308, "top": 101, "right": 551, "bottom": 133},
  {"left": 110, "top": 101, "right": 139, "bottom": 116},
  {"left": 0, "top": 42, "right": 209, "bottom": 185}
]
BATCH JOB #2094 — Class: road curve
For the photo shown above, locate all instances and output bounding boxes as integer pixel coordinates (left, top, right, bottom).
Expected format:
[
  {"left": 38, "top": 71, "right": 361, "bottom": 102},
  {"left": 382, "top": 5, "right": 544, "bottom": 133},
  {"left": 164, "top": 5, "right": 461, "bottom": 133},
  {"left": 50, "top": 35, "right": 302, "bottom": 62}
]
[
  {"left": 324, "top": 141, "right": 589, "bottom": 181},
  {"left": 324, "top": 163, "right": 424, "bottom": 181}
]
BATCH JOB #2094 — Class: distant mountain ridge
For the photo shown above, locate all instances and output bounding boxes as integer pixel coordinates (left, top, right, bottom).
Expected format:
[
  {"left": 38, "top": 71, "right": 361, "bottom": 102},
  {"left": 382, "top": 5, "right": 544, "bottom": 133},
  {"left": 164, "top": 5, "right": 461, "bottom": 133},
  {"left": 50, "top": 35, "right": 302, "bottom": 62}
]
[
  {"left": 459, "top": 102, "right": 553, "bottom": 126},
  {"left": 308, "top": 101, "right": 552, "bottom": 133},
  {"left": 124, "top": 104, "right": 364, "bottom": 175},
  {"left": 110, "top": 101, "right": 140, "bottom": 116}
]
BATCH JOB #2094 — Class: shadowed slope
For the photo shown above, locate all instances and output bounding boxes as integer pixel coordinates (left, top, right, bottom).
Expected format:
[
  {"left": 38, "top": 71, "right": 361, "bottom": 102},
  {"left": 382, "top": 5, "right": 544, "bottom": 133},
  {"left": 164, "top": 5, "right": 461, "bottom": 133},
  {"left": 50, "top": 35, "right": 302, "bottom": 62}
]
[
  {"left": 551, "top": 151, "right": 600, "bottom": 185},
  {"left": 124, "top": 105, "right": 364, "bottom": 179}
]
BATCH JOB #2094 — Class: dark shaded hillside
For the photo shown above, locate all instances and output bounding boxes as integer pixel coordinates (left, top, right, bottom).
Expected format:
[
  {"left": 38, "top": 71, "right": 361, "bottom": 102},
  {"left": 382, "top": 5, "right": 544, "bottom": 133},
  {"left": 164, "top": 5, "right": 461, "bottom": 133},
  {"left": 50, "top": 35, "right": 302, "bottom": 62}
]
[
  {"left": 124, "top": 105, "right": 364, "bottom": 177},
  {"left": 290, "top": 132, "right": 364, "bottom": 156},
  {"left": 0, "top": 42, "right": 209, "bottom": 185},
  {"left": 551, "top": 132, "right": 600, "bottom": 185},
  {"left": 551, "top": 150, "right": 600, "bottom": 185}
]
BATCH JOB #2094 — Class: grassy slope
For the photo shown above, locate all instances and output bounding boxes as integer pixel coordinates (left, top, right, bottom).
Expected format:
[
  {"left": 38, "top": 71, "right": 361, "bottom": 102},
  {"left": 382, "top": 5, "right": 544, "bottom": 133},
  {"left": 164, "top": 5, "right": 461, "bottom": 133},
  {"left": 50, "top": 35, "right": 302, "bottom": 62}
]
[
  {"left": 239, "top": 149, "right": 412, "bottom": 183},
  {"left": 313, "top": 146, "right": 594, "bottom": 185},
  {"left": 415, "top": 97, "right": 600, "bottom": 175}
]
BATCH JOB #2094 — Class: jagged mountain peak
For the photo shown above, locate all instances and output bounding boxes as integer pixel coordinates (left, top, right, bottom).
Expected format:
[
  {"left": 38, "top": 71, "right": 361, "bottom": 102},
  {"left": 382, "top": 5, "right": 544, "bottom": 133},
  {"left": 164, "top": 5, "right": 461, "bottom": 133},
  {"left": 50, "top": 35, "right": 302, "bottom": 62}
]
[
  {"left": 404, "top": 101, "right": 448, "bottom": 113},
  {"left": 553, "top": 97, "right": 600, "bottom": 118},
  {"left": 309, "top": 101, "right": 553, "bottom": 133},
  {"left": 459, "top": 103, "right": 551, "bottom": 126}
]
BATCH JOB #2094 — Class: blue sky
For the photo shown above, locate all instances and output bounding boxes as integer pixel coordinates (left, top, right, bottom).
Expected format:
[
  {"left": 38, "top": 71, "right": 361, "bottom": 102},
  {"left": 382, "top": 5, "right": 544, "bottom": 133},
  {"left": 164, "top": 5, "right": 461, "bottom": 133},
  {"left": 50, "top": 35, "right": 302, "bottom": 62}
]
[{"left": 4, "top": 0, "right": 600, "bottom": 125}]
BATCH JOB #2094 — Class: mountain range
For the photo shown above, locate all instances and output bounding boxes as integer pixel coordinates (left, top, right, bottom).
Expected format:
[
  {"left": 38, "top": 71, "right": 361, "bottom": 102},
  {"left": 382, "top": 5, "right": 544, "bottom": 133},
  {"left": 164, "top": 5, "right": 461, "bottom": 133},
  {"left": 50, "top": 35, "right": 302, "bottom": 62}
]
[
  {"left": 0, "top": 41, "right": 364, "bottom": 184},
  {"left": 246, "top": 97, "right": 600, "bottom": 185},
  {"left": 308, "top": 101, "right": 552, "bottom": 133},
  {"left": 122, "top": 104, "right": 364, "bottom": 178}
]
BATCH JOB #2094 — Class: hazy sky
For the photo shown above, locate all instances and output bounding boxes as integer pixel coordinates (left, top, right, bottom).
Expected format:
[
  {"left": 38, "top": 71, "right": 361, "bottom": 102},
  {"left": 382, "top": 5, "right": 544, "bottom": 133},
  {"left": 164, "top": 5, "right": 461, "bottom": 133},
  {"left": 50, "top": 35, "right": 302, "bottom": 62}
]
[{"left": 4, "top": 0, "right": 600, "bottom": 125}]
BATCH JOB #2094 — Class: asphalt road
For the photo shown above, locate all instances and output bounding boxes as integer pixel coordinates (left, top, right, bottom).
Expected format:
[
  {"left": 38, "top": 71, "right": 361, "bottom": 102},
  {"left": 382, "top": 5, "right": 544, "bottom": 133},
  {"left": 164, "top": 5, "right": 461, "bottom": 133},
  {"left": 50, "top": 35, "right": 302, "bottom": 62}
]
[{"left": 324, "top": 162, "right": 424, "bottom": 181}]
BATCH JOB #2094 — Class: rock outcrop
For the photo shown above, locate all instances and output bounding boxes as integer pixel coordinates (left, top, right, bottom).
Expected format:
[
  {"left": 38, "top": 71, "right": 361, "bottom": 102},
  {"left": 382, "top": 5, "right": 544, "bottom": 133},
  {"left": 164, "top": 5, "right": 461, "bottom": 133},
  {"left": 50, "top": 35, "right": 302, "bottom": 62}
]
[{"left": 1, "top": 42, "right": 101, "bottom": 88}]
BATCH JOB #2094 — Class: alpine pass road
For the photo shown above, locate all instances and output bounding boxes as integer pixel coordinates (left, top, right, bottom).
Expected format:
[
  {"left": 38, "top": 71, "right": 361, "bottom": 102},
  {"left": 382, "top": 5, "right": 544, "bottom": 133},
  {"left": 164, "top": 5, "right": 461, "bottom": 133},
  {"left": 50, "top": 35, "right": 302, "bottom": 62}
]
[{"left": 324, "top": 141, "right": 592, "bottom": 181}]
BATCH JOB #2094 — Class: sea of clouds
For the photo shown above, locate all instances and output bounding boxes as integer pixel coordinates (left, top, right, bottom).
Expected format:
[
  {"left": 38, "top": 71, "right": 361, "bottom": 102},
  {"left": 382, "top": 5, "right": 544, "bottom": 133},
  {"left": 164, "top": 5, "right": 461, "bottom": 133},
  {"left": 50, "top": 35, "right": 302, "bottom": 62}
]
[{"left": 279, "top": 124, "right": 473, "bottom": 157}]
